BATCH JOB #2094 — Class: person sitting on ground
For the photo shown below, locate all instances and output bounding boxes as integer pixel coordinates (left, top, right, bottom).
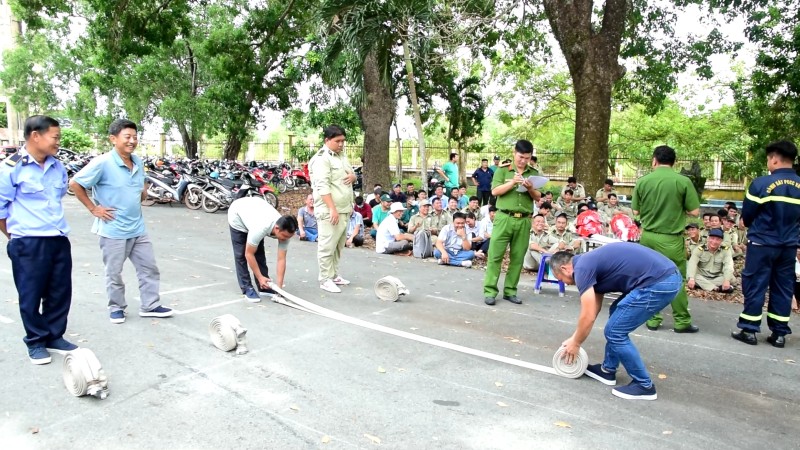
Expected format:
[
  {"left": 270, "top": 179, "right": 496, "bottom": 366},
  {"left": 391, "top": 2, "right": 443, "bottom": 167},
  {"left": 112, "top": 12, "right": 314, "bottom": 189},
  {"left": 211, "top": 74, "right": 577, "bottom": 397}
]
[
  {"left": 366, "top": 184, "right": 383, "bottom": 207},
  {"left": 477, "top": 205, "right": 496, "bottom": 256},
  {"left": 736, "top": 217, "right": 747, "bottom": 257},
  {"left": 457, "top": 186, "right": 469, "bottom": 209},
  {"left": 595, "top": 178, "right": 617, "bottom": 204},
  {"left": 556, "top": 189, "right": 579, "bottom": 221},
  {"left": 560, "top": 176, "right": 587, "bottom": 201},
  {"left": 405, "top": 182, "right": 417, "bottom": 199},
  {"left": 549, "top": 213, "right": 581, "bottom": 253},
  {"left": 399, "top": 195, "right": 418, "bottom": 231},
  {"left": 407, "top": 199, "right": 436, "bottom": 258},
  {"left": 462, "top": 195, "right": 484, "bottom": 222},
  {"left": 345, "top": 209, "right": 364, "bottom": 248},
  {"left": 446, "top": 197, "right": 461, "bottom": 217},
  {"left": 700, "top": 212, "right": 712, "bottom": 238},
  {"left": 687, "top": 228, "right": 735, "bottom": 293},
  {"left": 684, "top": 223, "right": 705, "bottom": 258},
  {"left": 353, "top": 195, "right": 372, "bottom": 228},
  {"left": 375, "top": 202, "right": 414, "bottom": 255},
  {"left": 601, "top": 193, "right": 632, "bottom": 220},
  {"left": 706, "top": 213, "right": 722, "bottom": 236},
  {"left": 721, "top": 216, "right": 742, "bottom": 257},
  {"left": 429, "top": 184, "right": 448, "bottom": 207},
  {"left": 524, "top": 214, "right": 557, "bottom": 271},
  {"left": 434, "top": 212, "right": 476, "bottom": 268},
  {"left": 416, "top": 189, "right": 428, "bottom": 205},
  {"left": 369, "top": 194, "right": 392, "bottom": 239},
  {"left": 464, "top": 212, "right": 486, "bottom": 258},
  {"left": 429, "top": 197, "right": 452, "bottom": 234},
  {"left": 538, "top": 201, "right": 555, "bottom": 229},
  {"left": 297, "top": 194, "right": 318, "bottom": 242},
  {"left": 407, "top": 199, "right": 432, "bottom": 233},
  {"left": 726, "top": 203, "right": 739, "bottom": 222},
  {"left": 543, "top": 190, "right": 555, "bottom": 205},
  {"left": 389, "top": 183, "right": 407, "bottom": 204}
]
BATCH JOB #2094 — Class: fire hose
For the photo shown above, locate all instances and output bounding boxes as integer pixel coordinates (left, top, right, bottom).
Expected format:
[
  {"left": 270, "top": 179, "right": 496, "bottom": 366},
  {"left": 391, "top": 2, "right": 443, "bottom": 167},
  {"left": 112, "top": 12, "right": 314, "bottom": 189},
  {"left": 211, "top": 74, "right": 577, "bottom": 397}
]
[
  {"left": 62, "top": 348, "right": 110, "bottom": 399},
  {"left": 268, "top": 283, "right": 587, "bottom": 379},
  {"left": 209, "top": 314, "right": 249, "bottom": 355},
  {"left": 373, "top": 276, "right": 410, "bottom": 301}
]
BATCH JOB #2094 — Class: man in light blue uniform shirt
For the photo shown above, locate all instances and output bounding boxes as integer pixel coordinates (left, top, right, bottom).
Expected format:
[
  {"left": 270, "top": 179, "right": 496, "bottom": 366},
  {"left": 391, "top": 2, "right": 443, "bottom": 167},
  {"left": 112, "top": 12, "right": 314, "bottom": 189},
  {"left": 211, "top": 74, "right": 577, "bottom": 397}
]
[
  {"left": 70, "top": 119, "right": 173, "bottom": 324},
  {"left": 0, "top": 115, "right": 78, "bottom": 365}
]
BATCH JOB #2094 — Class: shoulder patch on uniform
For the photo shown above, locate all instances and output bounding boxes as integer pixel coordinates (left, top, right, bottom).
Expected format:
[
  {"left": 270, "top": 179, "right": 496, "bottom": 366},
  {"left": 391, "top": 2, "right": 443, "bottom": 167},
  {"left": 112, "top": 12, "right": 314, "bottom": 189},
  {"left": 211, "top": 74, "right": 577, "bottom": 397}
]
[{"left": 4, "top": 153, "right": 22, "bottom": 167}]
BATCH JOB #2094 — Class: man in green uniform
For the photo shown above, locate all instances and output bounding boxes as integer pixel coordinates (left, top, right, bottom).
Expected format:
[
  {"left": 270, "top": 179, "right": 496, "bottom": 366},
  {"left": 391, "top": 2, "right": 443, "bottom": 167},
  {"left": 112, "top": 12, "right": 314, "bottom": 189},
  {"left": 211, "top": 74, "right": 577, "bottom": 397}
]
[
  {"left": 632, "top": 145, "right": 701, "bottom": 332},
  {"left": 483, "top": 140, "right": 541, "bottom": 305}
]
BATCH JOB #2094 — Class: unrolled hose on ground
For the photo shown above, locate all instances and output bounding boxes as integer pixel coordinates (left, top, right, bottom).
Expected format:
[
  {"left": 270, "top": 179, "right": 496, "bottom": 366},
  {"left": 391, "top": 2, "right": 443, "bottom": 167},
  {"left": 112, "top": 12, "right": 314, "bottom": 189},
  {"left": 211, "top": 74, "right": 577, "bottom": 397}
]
[
  {"left": 269, "top": 283, "right": 588, "bottom": 379},
  {"left": 62, "top": 348, "right": 109, "bottom": 399},
  {"left": 551, "top": 346, "right": 589, "bottom": 378},
  {"left": 209, "top": 314, "right": 249, "bottom": 355},
  {"left": 374, "top": 276, "right": 410, "bottom": 301}
]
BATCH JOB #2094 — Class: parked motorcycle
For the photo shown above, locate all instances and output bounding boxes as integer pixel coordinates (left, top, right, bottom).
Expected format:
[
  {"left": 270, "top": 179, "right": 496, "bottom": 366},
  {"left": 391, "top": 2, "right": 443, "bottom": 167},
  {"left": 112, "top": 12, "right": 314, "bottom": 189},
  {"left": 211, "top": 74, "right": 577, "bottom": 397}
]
[
  {"left": 142, "top": 170, "right": 204, "bottom": 210},
  {"left": 289, "top": 163, "right": 311, "bottom": 188}
]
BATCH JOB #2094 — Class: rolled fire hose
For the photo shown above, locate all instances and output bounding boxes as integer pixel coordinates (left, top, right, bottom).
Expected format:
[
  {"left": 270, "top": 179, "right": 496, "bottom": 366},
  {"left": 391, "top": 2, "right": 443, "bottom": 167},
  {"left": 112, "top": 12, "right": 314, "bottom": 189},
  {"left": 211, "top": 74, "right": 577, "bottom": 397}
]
[
  {"left": 209, "top": 314, "right": 249, "bottom": 355},
  {"left": 551, "top": 346, "right": 589, "bottom": 378},
  {"left": 268, "top": 283, "right": 587, "bottom": 379},
  {"left": 374, "top": 276, "right": 410, "bottom": 302},
  {"left": 62, "top": 348, "right": 110, "bottom": 399}
]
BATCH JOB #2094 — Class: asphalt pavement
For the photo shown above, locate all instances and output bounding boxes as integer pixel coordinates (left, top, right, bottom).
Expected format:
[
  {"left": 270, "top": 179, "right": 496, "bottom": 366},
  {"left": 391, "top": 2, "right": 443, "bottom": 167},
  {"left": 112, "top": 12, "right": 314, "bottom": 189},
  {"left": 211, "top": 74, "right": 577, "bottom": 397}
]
[{"left": 1, "top": 197, "right": 798, "bottom": 449}]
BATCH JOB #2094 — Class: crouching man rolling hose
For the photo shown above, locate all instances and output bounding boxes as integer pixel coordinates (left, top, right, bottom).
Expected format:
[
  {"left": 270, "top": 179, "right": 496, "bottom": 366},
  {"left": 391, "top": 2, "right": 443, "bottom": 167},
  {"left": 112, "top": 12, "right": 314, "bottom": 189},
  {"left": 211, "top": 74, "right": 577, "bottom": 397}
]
[{"left": 551, "top": 243, "right": 682, "bottom": 400}]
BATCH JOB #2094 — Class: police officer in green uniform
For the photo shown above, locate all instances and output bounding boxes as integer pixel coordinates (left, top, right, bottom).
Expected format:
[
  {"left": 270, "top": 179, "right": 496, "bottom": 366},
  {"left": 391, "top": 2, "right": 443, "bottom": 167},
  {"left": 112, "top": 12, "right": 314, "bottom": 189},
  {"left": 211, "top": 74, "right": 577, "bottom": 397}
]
[
  {"left": 483, "top": 140, "right": 541, "bottom": 305},
  {"left": 632, "top": 145, "right": 701, "bottom": 332}
]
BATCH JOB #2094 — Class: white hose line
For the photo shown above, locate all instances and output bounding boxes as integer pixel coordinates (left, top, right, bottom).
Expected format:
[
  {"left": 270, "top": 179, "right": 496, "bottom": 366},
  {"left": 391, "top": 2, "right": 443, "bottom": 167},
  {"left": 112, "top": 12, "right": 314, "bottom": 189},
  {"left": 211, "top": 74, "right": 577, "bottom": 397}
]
[
  {"left": 209, "top": 314, "right": 249, "bottom": 355},
  {"left": 552, "top": 346, "right": 589, "bottom": 378},
  {"left": 373, "top": 276, "right": 410, "bottom": 302},
  {"left": 62, "top": 348, "right": 110, "bottom": 399},
  {"left": 269, "top": 283, "right": 589, "bottom": 377}
]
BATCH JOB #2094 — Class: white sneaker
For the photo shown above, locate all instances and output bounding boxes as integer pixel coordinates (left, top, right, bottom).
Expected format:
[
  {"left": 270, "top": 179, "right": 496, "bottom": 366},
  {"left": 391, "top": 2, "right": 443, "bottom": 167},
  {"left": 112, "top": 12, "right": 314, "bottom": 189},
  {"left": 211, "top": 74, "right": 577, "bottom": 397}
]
[
  {"left": 332, "top": 276, "right": 351, "bottom": 285},
  {"left": 437, "top": 259, "right": 445, "bottom": 265},
  {"left": 320, "top": 279, "right": 342, "bottom": 293},
  {"left": 461, "top": 261, "right": 473, "bottom": 268}
]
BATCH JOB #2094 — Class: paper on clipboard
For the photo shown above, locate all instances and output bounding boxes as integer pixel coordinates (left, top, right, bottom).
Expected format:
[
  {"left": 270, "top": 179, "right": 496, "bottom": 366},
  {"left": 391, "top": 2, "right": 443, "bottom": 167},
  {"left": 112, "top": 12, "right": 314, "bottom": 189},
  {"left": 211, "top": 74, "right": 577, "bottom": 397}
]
[{"left": 516, "top": 176, "right": 550, "bottom": 192}]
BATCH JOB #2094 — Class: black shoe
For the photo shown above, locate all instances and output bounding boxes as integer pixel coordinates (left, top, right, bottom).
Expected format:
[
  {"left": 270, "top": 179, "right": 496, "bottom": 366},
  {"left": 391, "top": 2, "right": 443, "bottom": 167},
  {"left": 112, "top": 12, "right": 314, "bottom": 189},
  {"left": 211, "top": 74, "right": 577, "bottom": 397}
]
[
  {"left": 503, "top": 295, "right": 522, "bottom": 304},
  {"left": 766, "top": 333, "right": 786, "bottom": 348},
  {"left": 646, "top": 324, "right": 660, "bottom": 331},
  {"left": 484, "top": 297, "right": 496, "bottom": 306},
  {"left": 731, "top": 330, "right": 757, "bottom": 345},
  {"left": 673, "top": 325, "right": 699, "bottom": 333}
]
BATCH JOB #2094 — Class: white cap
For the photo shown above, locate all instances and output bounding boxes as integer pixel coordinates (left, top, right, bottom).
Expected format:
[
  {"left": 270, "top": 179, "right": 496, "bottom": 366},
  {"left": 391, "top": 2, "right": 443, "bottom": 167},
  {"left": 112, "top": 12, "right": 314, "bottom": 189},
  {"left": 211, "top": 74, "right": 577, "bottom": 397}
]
[{"left": 389, "top": 202, "right": 406, "bottom": 213}]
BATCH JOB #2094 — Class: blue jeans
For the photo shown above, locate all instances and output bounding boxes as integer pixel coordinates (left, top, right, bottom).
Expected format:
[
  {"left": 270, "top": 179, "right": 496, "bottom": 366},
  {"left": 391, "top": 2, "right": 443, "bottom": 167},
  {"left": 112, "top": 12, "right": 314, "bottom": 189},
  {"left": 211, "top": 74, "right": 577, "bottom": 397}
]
[
  {"left": 433, "top": 248, "right": 475, "bottom": 266},
  {"left": 298, "top": 227, "right": 318, "bottom": 242},
  {"left": 602, "top": 271, "right": 681, "bottom": 388}
]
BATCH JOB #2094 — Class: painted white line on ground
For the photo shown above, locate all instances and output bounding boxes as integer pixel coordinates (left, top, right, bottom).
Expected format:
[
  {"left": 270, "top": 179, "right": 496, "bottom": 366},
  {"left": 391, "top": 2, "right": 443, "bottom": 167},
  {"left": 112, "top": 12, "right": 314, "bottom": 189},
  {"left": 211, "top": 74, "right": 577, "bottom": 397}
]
[
  {"left": 159, "top": 282, "right": 227, "bottom": 296},
  {"left": 168, "top": 255, "right": 230, "bottom": 270},
  {"left": 172, "top": 298, "right": 245, "bottom": 315},
  {"left": 0, "top": 314, "right": 14, "bottom": 324}
]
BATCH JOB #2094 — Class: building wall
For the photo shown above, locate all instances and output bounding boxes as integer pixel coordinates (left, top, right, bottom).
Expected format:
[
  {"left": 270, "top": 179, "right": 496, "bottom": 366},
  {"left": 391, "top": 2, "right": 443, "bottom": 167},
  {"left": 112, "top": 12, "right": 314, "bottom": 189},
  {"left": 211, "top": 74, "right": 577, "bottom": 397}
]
[{"left": 0, "top": 0, "right": 23, "bottom": 144}]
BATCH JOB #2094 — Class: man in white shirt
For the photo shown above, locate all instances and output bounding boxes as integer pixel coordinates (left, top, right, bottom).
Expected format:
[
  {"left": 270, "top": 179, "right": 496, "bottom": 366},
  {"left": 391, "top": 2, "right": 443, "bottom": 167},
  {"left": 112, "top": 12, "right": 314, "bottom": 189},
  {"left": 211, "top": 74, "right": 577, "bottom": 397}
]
[{"left": 375, "top": 202, "right": 414, "bottom": 255}]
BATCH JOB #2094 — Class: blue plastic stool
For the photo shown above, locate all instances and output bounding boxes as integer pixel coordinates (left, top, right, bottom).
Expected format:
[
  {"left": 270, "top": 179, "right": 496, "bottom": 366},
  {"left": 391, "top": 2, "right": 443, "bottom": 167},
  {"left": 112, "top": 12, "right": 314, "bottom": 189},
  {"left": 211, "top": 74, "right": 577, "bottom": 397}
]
[{"left": 534, "top": 253, "right": 565, "bottom": 297}]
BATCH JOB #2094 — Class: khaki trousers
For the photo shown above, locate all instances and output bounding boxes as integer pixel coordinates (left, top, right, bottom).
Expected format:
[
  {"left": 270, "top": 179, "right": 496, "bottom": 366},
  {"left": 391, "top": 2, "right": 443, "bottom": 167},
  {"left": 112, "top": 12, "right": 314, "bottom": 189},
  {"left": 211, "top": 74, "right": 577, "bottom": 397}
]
[{"left": 317, "top": 212, "right": 349, "bottom": 282}]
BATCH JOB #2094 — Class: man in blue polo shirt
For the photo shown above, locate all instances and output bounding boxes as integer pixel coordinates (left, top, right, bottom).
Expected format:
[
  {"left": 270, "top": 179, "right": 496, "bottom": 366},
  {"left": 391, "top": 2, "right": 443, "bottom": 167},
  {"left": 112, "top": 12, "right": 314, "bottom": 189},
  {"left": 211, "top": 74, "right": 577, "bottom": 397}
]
[
  {"left": 1, "top": 115, "right": 78, "bottom": 365},
  {"left": 71, "top": 119, "right": 173, "bottom": 324},
  {"left": 472, "top": 158, "right": 493, "bottom": 206},
  {"left": 550, "top": 243, "right": 682, "bottom": 400}
]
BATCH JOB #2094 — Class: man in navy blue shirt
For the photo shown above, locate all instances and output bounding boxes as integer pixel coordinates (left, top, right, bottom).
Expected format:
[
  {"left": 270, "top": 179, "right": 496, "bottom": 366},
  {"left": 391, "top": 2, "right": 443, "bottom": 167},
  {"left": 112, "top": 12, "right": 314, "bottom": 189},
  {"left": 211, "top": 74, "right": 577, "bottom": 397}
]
[
  {"left": 733, "top": 140, "right": 800, "bottom": 348},
  {"left": 471, "top": 158, "right": 494, "bottom": 206},
  {"left": 550, "top": 243, "right": 681, "bottom": 400}
]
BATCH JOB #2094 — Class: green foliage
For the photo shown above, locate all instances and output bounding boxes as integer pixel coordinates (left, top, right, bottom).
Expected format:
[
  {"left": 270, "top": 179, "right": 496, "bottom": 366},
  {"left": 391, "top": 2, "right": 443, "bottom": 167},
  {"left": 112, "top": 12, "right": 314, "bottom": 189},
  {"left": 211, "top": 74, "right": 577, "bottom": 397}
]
[
  {"left": 284, "top": 102, "right": 364, "bottom": 141},
  {"left": 0, "top": 103, "right": 7, "bottom": 127},
  {"left": 59, "top": 127, "right": 94, "bottom": 152}
]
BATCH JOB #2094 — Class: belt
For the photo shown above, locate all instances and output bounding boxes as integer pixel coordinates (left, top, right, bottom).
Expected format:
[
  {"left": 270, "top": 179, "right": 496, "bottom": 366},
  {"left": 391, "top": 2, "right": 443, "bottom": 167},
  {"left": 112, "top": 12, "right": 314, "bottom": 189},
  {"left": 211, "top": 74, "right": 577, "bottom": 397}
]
[{"left": 499, "top": 209, "right": 530, "bottom": 219}]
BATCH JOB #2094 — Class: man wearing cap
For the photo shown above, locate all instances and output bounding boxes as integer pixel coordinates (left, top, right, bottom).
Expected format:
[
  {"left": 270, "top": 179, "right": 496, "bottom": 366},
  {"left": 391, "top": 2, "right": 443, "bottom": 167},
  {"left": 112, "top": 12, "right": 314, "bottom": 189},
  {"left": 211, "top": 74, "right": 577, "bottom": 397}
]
[
  {"left": 389, "top": 183, "right": 407, "bottom": 204},
  {"left": 472, "top": 158, "right": 493, "bottom": 206},
  {"left": 375, "top": 202, "right": 414, "bottom": 255},
  {"left": 684, "top": 223, "right": 705, "bottom": 258},
  {"left": 560, "top": 176, "right": 587, "bottom": 202},
  {"left": 632, "top": 145, "right": 700, "bottom": 333},
  {"left": 687, "top": 228, "right": 735, "bottom": 293},
  {"left": 483, "top": 139, "right": 541, "bottom": 306},
  {"left": 369, "top": 194, "right": 392, "bottom": 239}
]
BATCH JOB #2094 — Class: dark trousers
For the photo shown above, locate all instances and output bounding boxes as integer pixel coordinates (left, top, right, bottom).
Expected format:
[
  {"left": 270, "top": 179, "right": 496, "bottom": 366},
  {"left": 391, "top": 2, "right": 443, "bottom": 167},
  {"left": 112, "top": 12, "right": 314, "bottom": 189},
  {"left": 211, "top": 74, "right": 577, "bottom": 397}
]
[
  {"left": 739, "top": 243, "right": 795, "bottom": 335},
  {"left": 477, "top": 190, "right": 491, "bottom": 206},
  {"left": 7, "top": 236, "right": 72, "bottom": 349},
  {"left": 230, "top": 227, "right": 269, "bottom": 293},
  {"left": 471, "top": 239, "right": 491, "bottom": 254}
]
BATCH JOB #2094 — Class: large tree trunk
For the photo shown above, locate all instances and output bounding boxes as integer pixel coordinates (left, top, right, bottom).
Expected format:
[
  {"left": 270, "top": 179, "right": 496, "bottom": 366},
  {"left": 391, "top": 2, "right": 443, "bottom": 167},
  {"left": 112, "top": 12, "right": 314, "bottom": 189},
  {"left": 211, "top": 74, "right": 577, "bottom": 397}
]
[
  {"left": 543, "top": 0, "right": 628, "bottom": 195},
  {"left": 223, "top": 133, "right": 243, "bottom": 161},
  {"left": 358, "top": 51, "right": 394, "bottom": 193},
  {"left": 177, "top": 123, "right": 198, "bottom": 159}
]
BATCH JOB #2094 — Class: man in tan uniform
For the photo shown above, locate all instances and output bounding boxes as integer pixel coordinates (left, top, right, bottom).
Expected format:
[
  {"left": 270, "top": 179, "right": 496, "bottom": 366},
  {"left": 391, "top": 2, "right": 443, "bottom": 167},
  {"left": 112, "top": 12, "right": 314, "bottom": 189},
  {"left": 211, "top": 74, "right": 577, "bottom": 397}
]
[
  {"left": 309, "top": 125, "right": 356, "bottom": 294},
  {"left": 523, "top": 214, "right": 557, "bottom": 271},
  {"left": 687, "top": 229, "right": 734, "bottom": 293}
]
